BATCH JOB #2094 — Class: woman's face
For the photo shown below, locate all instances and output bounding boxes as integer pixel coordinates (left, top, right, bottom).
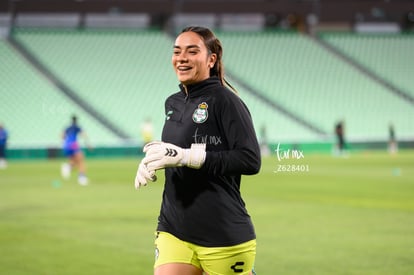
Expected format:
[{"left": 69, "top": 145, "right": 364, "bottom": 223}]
[{"left": 172, "top": 31, "right": 216, "bottom": 86}]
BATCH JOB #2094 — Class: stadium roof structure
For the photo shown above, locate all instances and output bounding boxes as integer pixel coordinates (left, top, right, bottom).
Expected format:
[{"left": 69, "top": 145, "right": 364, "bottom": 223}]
[{"left": 1, "top": 0, "right": 412, "bottom": 24}]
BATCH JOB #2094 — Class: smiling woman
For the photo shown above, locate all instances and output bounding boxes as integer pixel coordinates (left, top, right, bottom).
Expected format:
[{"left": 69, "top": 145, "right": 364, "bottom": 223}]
[
  {"left": 134, "top": 26, "right": 261, "bottom": 275},
  {"left": 172, "top": 26, "right": 238, "bottom": 93},
  {"left": 172, "top": 31, "right": 215, "bottom": 86}
]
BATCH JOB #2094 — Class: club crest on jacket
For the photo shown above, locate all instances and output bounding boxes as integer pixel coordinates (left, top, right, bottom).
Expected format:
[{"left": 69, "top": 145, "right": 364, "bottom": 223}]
[{"left": 192, "top": 102, "right": 208, "bottom": 123}]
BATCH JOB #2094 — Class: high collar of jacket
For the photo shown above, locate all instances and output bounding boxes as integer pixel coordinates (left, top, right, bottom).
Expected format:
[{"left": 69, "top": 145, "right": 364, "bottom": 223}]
[{"left": 179, "top": 76, "right": 221, "bottom": 98}]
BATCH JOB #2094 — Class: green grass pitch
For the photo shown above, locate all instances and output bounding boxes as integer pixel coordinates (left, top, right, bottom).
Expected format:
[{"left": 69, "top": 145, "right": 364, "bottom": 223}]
[{"left": 1, "top": 150, "right": 413, "bottom": 274}]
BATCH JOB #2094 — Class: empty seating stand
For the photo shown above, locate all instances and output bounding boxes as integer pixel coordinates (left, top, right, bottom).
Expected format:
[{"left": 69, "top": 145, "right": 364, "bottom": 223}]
[{"left": 2, "top": 28, "right": 413, "bottom": 148}]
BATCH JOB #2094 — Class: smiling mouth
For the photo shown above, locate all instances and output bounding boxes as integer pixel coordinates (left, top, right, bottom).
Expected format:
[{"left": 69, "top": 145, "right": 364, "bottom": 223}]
[{"left": 177, "top": 66, "right": 192, "bottom": 72}]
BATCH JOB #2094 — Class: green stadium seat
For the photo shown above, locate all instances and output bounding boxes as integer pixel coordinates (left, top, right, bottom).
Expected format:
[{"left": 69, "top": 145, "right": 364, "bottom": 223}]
[
  {"left": 4, "top": 29, "right": 413, "bottom": 147},
  {"left": 0, "top": 38, "right": 121, "bottom": 148}
]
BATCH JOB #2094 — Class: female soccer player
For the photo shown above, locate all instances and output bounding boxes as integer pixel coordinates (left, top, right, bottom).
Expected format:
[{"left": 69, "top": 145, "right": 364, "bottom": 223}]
[
  {"left": 0, "top": 123, "right": 8, "bottom": 169},
  {"left": 135, "top": 26, "right": 261, "bottom": 275},
  {"left": 61, "top": 115, "right": 88, "bottom": 185}
]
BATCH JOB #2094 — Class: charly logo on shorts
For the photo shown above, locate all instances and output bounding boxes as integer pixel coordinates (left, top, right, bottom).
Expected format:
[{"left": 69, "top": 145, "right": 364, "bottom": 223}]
[
  {"left": 192, "top": 102, "right": 208, "bottom": 123},
  {"left": 155, "top": 247, "right": 159, "bottom": 260}
]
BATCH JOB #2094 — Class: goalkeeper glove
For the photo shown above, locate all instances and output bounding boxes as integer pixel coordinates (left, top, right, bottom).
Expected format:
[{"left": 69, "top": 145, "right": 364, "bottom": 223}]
[
  {"left": 143, "top": 141, "right": 206, "bottom": 171},
  {"left": 134, "top": 161, "right": 157, "bottom": 189}
]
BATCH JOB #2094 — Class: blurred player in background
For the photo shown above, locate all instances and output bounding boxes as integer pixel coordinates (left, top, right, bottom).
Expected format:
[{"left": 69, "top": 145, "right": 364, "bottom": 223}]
[
  {"left": 388, "top": 123, "right": 398, "bottom": 154},
  {"left": 61, "top": 115, "right": 89, "bottom": 185},
  {"left": 140, "top": 117, "right": 154, "bottom": 145},
  {"left": 0, "top": 123, "right": 8, "bottom": 169},
  {"left": 334, "top": 120, "right": 347, "bottom": 156},
  {"left": 259, "top": 124, "right": 270, "bottom": 157},
  {"left": 135, "top": 26, "right": 261, "bottom": 275}
]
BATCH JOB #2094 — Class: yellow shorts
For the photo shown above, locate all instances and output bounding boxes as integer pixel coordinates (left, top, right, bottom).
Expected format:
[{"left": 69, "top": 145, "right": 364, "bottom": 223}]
[{"left": 154, "top": 231, "right": 256, "bottom": 275}]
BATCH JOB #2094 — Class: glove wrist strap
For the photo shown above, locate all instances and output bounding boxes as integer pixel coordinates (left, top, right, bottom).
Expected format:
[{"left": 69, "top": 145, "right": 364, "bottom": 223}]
[{"left": 182, "top": 143, "right": 206, "bottom": 169}]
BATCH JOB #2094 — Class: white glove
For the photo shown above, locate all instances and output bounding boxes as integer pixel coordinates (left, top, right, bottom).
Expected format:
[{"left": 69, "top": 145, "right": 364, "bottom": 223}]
[
  {"left": 134, "top": 161, "right": 156, "bottom": 189},
  {"left": 143, "top": 141, "right": 206, "bottom": 171}
]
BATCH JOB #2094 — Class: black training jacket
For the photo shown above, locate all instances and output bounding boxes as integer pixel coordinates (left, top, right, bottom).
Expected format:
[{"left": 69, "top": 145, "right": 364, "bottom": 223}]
[{"left": 157, "top": 76, "right": 261, "bottom": 247}]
